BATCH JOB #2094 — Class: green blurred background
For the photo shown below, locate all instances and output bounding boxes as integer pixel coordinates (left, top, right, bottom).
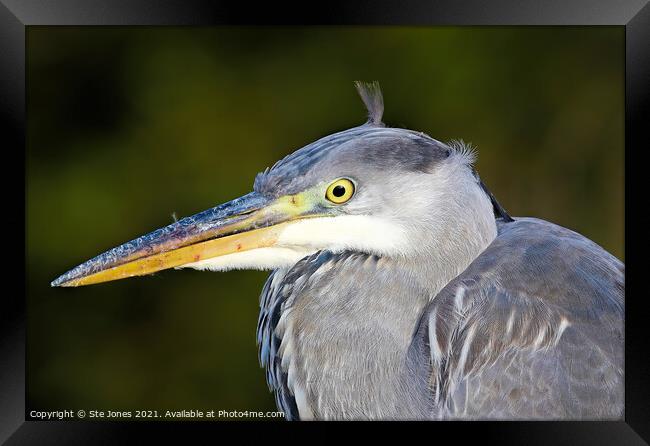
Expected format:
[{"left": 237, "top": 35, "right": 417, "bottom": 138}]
[{"left": 27, "top": 27, "right": 624, "bottom": 417}]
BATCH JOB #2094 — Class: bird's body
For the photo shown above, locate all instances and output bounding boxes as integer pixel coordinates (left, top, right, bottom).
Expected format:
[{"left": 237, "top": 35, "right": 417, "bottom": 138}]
[
  {"left": 258, "top": 217, "right": 624, "bottom": 420},
  {"left": 53, "top": 82, "right": 624, "bottom": 421}
]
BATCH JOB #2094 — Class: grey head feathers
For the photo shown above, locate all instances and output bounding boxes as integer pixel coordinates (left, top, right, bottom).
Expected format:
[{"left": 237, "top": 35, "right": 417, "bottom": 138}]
[
  {"left": 354, "top": 80, "right": 385, "bottom": 127},
  {"left": 253, "top": 81, "right": 512, "bottom": 222},
  {"left": 450, "top": 139, "right": 513, "bottom": 222},
  {"left": 254, "top": 81, "right": 448, "bottom": 195}
]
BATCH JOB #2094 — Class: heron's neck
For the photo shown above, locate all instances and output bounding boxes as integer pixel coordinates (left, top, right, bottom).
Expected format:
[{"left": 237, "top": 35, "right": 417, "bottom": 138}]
[
  {"left": 260, "top": 173, "right": 499, "bottom": 420},
  {"left": 264, "top": 252, "right": 438, "bottom": 419},
  {"left": 396, "top": 170, "right": 498, "bottom": 297}
]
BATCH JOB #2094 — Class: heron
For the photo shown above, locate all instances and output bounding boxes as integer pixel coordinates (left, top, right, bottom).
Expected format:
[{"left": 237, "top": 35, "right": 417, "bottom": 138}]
[{"left": 52, "top": 82, "right": 624, "bottom": 420}]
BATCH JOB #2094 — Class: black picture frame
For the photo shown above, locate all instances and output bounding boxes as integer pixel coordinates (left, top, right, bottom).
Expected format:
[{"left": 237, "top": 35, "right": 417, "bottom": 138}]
[{"left": 3, "top": 0, "right": 648, "bottom": 443}]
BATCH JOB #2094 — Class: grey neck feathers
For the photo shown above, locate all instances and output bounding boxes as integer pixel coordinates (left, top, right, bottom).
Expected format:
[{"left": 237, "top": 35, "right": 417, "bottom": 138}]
[
  {"left": 267, "top": 162, "right": 498, "bottom": 420},
  {"left": 392, "top": 159, "right": 498, "bottom": 298}
]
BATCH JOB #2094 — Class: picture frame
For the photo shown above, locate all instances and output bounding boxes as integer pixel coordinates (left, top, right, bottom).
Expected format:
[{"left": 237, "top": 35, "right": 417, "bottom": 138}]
[{"left": 3, "top": 0, "right": 647, "bottom": 442}]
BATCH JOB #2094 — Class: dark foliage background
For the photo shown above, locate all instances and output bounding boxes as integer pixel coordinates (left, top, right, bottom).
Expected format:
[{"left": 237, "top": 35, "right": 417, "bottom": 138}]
[{"left": 27, "top": 27, "right": 623, "bottom": 416}]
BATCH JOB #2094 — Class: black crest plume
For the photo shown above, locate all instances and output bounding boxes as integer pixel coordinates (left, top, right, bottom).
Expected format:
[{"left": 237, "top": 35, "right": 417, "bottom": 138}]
[{"left": 354, "top": 81, "right": 384, "bottom": 127}]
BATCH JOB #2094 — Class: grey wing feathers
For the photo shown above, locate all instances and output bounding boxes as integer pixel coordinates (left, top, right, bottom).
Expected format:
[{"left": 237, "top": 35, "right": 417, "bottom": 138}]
[{"left": 408, "top": 217, "right": 624, "bottom": 419}]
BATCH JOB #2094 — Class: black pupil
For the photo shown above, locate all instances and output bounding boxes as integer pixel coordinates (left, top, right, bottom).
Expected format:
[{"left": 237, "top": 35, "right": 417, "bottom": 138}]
[{"left": 332, "top": 185, "right": 346, "bottom": 198}]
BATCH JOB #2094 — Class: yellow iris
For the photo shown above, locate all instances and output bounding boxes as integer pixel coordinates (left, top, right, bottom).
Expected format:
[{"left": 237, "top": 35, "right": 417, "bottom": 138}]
[{"left": 325, "top": 178, "right": 355, "bottom": 204}]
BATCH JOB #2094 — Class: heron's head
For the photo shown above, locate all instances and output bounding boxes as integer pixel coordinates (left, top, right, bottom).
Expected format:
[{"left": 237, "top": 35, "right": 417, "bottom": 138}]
[{"left": 52, "top": 82, "right": 504, "bottom": 287}]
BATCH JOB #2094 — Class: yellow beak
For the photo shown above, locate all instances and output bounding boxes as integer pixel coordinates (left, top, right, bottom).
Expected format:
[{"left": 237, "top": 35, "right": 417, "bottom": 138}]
[{"left": 51, "top": 191, "right": 315, "bottom": 287}]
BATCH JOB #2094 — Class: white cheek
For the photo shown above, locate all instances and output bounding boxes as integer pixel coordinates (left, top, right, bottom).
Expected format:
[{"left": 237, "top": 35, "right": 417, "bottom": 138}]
[
  {"left": 276, "top": 215, "right": 409, "bottom": 256},
  {"left": 179, "top": 247, "right": 314, "bottom": 272},
  {"left": 178, "top": 215, "right": 408, "bottom": 272}
]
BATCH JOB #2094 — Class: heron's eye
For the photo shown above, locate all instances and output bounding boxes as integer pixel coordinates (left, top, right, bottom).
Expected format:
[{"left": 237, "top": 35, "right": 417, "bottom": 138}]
[{"left": 325, "top": 178, "right": 355, "bottom": 204}]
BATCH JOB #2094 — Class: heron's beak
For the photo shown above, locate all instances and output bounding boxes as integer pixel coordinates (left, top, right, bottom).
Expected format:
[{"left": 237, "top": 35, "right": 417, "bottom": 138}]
[{"left": 51, "top": 191, "right": 316, "bottom": 287}]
